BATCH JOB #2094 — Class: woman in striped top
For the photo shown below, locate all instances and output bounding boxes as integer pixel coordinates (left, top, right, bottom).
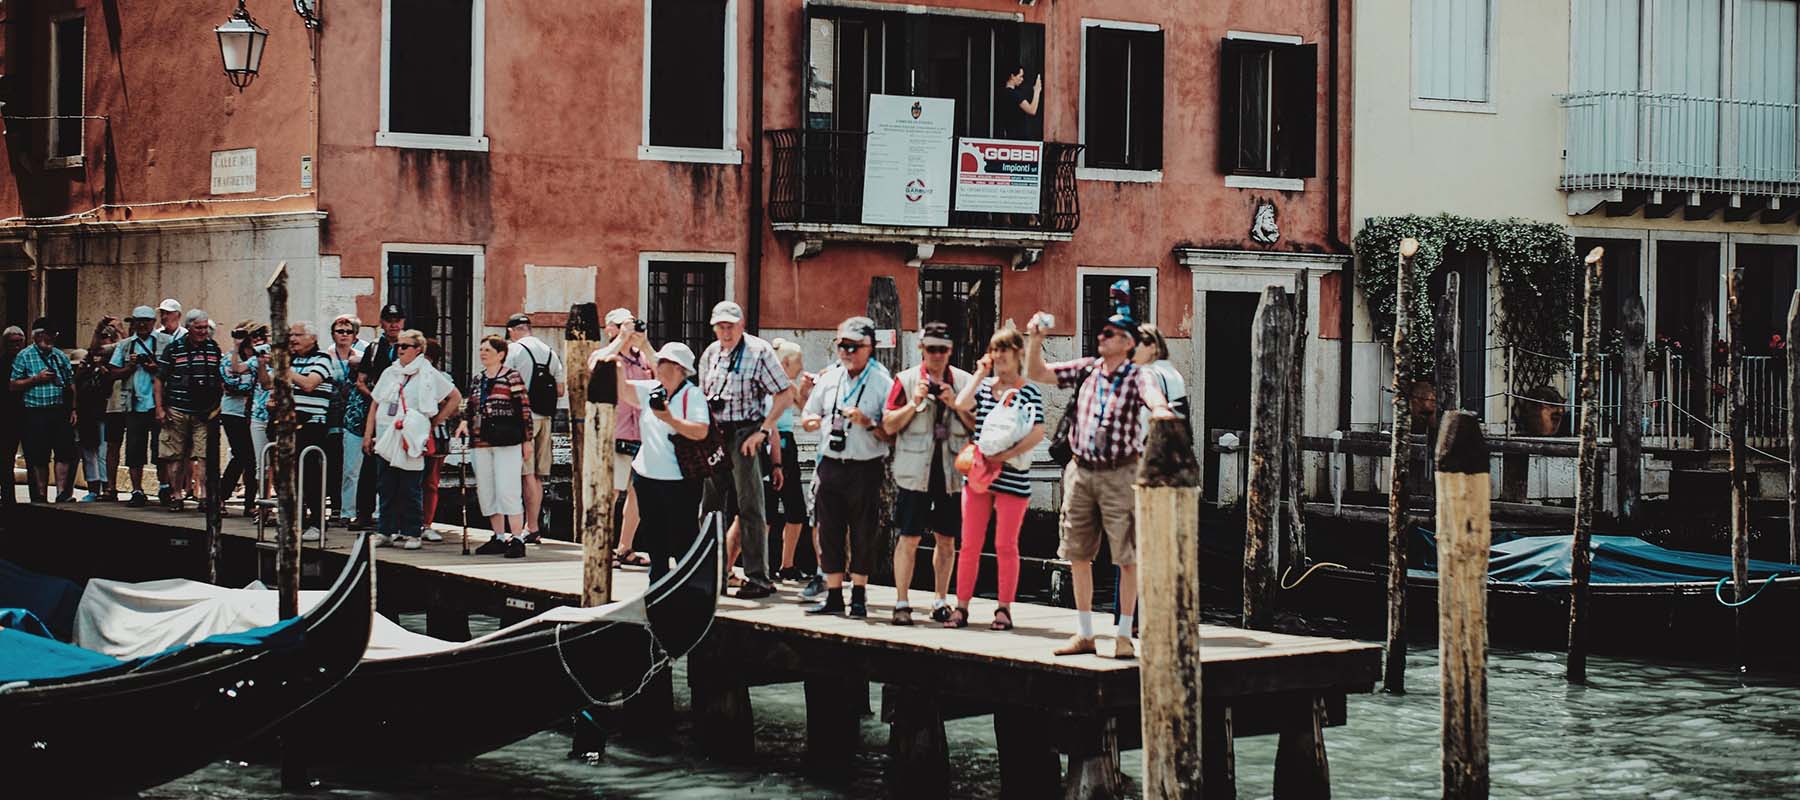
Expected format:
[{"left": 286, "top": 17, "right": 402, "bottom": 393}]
[
  {"left": 947, "top": 326, "right": 1045, "bottom": 630},
  {"left": 458, "top": 335, "right": 532, "bottom": 558}
]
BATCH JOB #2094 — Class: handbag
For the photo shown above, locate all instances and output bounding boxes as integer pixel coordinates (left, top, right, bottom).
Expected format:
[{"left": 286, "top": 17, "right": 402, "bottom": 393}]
[
  {"left": 614, "top": 439, "right": 642, "bottom": 456},
  {"left": 475, "top": 372, "right": 527, "bottom": 447},
  {"left": 976, "top": 387, "right": 1032, "bottom": 469},
  {"left": 1046, "top": 364, "right": 1096, "bottom": 467},
  {"left": 670, "top": 388, "right": 730, "bottom": 479}
]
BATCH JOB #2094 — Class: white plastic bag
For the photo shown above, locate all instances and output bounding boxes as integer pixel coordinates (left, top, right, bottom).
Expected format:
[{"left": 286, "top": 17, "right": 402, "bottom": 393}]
[{"left": 976, "top": 389, "right": 1033, "bottom": 470}]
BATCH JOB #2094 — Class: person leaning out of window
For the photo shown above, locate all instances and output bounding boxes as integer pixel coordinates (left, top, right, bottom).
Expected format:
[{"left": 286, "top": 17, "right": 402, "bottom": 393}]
[
  {"left": 459, "top": 335, "right": 533, "bottom": 559},
  {"left": 607, "top": 329, "right": 712, "bottom": 582}
]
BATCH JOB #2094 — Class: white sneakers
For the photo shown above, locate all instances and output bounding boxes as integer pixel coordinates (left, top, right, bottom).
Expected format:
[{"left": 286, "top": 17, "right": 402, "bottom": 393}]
[
  {"left": 371, "top": 533, "right": 393, "bottom": 548},
  {"left": 301, "top": 527, "right": 322, "bottom": 542},
  {"left": 400, "top": 536, "right": 423, "bottom": 550},
  {"left": 420, "top": 530, "right": 444, "bottom": 543}
]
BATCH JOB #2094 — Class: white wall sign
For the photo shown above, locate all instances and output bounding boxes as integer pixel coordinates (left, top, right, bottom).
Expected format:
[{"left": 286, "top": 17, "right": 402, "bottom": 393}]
[
  {"left": 300, "top": 155, "right": 314, "bottom": 189},
  {"left": 210, "top": 148, "right": 257, "bottom": 195},
  {"left": 861, "top": 94, "right": 954, "bottom": 227},
  {"left": 954, "top": 138, "right": 1042, "bottom": 214},
  {"left": 523, "top": 264, "right": 597, "bottom": 313}
]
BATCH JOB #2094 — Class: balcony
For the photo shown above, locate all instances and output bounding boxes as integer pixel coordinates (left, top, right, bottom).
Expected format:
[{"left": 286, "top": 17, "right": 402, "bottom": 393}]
[
  {"left": 767, "top": 129, "right": 1083, "bottom": 266},
  {"left": 1560, "top": 91, "right": 1800, "bottom": 219}
]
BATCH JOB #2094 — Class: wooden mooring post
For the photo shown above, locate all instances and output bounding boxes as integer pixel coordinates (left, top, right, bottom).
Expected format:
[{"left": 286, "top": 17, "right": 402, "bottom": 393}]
[
  {"left": 571, "top": 303, "right": 616, "bottom": 608},
  {"left": 1283, "top": 270, "right": 1311, "bottom": 569},
  {"left": 1789, "top": 290, "right": 1800, "bottom": 564},
  {"left": 1568, "top": 247, "right": 1604, "bottom": 685},
  {"left": 1727, "top": 269, "right": 1750, "bottom": 664},
  {"left": 1436, "top": 411, "right": 1491, "bottom": 799},
  {"left": 1135, "top": 416, "right": 1203, "bottom": 799},
  {"left": 1385, "top": 238, "right": 1419, "bottom": 694},
  {"left": 266, "top": 262, "right": 307, "bottom": 790},
  {"left": 1245, "top": 286, "right": 1290, "bottom": 630},
  {"left": 1617, "top": 297, "right": 1646, "bottom": 524}
]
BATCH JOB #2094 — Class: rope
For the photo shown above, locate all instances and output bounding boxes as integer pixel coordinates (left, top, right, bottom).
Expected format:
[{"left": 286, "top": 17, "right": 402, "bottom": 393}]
[
  {"left": 1714, "top": 574, "right": 1787, "bottom": 607},
  {"left": 554, "top": 619, "right": 672, "bottom": 709},
  {"left": 1280, "top": 561, "right": 1347, "bottom": 590},
  {"left": 1664, "top": 401, "right": 1792, "bottom": 464}
]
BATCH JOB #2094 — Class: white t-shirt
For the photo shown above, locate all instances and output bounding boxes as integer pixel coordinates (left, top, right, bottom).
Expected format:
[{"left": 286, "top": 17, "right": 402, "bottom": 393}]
[
  {"left": 1138, "top": 359, "right": 1191, "bottom": 445},
  {"left": 370, "top": 361, "right": 456, "bottom": 471},
  {"left": 505, "top": 336, "right": 565, "bottom": 384},
  {"left": 631, "top": 379, "right": 710, "bottom": 481}
]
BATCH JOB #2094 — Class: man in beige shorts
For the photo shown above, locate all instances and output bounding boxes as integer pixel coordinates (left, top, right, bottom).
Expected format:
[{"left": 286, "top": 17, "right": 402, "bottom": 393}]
[
  {"left": 1024, "top": 310, "right": 1172, "bottom": 659},
  {"left": 505, "top": 313, "right": 564, "bottom": 543}
]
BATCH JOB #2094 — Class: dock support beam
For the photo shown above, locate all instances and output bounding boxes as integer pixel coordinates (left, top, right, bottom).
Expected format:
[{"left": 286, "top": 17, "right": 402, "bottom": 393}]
[
  {"left": 805, "top": 676, "right": 864, "bottom": 769},
  {"left": 884, "top": 686, "right": 949, "bottom": 798},
  {"left": 688, "top": 647, "right": 755, "bottom": 760},
  {"left": 1202, "top": 705, "right": 1237, "bottom": 797},
  {"left": 1273, "top": 696, "right": 1331, "bottom": 799},
  {"left": 995, "top": 708, "right": 1062, "bottom": 800},
  {"left": 1062, "top": 716, "right": 1124, "bottom": 800}
]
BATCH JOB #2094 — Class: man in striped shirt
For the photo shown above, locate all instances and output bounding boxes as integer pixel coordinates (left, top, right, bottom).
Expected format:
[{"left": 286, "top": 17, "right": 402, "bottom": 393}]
[
  {"left": 1024, "top": 311, "right": 1172, "bottom": 659},
  {"left": 154, "top": 311, "right": 223, "bottom": 511},
  {"left": 9, "top": 319, "right": 78, "bottom": 503},
  {"left": 288, "top": 321, "right": 336, "bottom": 540}
]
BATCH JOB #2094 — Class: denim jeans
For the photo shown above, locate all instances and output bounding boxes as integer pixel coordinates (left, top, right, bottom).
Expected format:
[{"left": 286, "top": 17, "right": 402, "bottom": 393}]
[
  {"left": 340, "top": 432, "right": 365, "bottom": 521},
  {"left": 377, "top": 458, "right": 425, "bottom": 539}
]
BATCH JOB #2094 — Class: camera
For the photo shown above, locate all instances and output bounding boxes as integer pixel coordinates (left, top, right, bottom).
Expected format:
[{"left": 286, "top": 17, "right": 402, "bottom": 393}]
[
  {"left": 634, "top": 318, "right": 647, "bottom": 333},
  {"left": 647, "top": 385, "right": 668, "bottom": 411},
  {"left": 827, "top": 414, "right": 848, "bottom": 452}
]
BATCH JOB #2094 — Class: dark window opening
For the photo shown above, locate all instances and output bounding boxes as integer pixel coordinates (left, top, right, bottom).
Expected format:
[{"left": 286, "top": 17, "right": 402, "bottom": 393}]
[
  {"left": 388, "top": 0, "right": 474, "bottom": 137},
  {"left": 1083, "top": 26, "right": 1163, "bottom": 171},
  {"left": 648, "top": 0, "right": 728, "bottom": 149},
  {"left": 646, "top": 261, "right": 727, "bottom": 360},
  {"left": 3, "top": 272, "right": 30, "bottom": 332},
  {"left": 1736, "top": 244, "right": 1797, "bottom": 356},
  {"left": 1654, "top": 241, "right": 1721, "bottom": 355},
  {"left": 1218, "top": 38, "right": 1316, "bottom": 178},
  {"left": 387, "top": 252, "right": 476, "bottom": 389},
  {"left": 50, "top": 17, "right": 84, "bottom": 159},
  {"left": 920, "top": 269, "right": 999, "bottom": 373},
  {"left": 1574, "top": 237, "right": 1642, "bottom": 340},
  {"left": 1080, "top": 273, "right": 1152, "bottom": 358},
  {"left": 45, "top": 270, "right": 77, "bottom": 348}
]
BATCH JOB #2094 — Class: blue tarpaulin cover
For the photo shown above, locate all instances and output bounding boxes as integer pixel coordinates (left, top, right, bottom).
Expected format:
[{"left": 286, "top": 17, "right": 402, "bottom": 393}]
[
  {"left": 1409, "top": 529, "right": 1793, "bottom": 587},
  {"left": 0, "top": 559, "right": 83, "bottom": 640},
  {"left": 0, "top": 609, "right": 302, "bottom": 685}
]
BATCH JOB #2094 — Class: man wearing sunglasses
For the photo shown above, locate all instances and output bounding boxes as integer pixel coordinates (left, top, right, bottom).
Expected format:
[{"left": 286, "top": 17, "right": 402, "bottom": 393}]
[
  {"left": 801, "top": 316, "right": 894, "bottom": 618},
  {"left": 880, "top": 321, "right": 976, "bottom": 625},
  {"left": 350, "top": 304, "right": 407, "bottom": 531},
  {"left": 1024, "top": 311, "right": 1173, "bottom": 659}
]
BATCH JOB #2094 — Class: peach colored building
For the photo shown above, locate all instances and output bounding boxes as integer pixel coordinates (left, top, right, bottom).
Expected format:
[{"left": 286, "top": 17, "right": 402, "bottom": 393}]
[{"left": 0, "top": 0, "right": 1352, "bottom": 490}]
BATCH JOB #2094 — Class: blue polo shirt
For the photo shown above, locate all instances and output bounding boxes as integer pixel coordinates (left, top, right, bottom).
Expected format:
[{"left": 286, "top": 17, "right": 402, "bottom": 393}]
[{"left": 109, "top": 332, "right": 171, "bottom": 413}]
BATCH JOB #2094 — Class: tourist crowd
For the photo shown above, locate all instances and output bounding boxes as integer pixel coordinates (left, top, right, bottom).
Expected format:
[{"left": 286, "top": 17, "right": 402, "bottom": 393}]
[{"left": 2, "top": 292, "right": 1187, "bottom": 657}]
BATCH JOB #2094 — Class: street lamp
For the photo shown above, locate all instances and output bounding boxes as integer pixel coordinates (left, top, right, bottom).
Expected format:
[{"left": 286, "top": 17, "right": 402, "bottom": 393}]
[{"left": 215, "top": 0, "right": 270, "bottom": 91}]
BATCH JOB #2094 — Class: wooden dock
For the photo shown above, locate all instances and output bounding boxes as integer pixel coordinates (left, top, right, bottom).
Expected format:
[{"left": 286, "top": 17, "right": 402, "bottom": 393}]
[{"left": 3, "top": 498, "right": 1380, "bottom": 799}]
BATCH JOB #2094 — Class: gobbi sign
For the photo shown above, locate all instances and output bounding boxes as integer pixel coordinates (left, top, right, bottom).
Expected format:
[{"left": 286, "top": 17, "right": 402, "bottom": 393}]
[{"left": 954, "top": 138, "right": 1043, "bottom": 215}]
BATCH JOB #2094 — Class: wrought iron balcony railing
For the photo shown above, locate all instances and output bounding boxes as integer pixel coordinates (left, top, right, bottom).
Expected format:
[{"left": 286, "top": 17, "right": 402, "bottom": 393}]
[
  {"left": 1560, "top": 90, "right": 1800, "bottom": 197},
  {"left": 768, "top": 129, "right": 1083, "bottom": 235}
]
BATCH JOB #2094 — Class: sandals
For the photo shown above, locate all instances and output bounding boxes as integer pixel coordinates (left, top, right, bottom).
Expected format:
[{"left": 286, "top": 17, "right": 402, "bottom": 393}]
[
  {"left": 943, "top": 607, "right": 969, "bottom": 629},
  {"left": 990, "top": 606, "right": 1014, "bottom": 631},
  {"left": 614, "top": 549, "right": 651, "bottom": 568}
]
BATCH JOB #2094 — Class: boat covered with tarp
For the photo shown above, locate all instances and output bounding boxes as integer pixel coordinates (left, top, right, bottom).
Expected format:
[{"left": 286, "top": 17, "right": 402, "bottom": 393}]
[{"left": 0, "top": 533, "right": 374, "bottom": 796}]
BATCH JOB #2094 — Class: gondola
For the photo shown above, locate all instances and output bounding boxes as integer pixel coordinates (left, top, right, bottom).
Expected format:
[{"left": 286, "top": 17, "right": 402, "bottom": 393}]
[
  {"left": 0, "top": 533, "right": 375, "bottom": 796},
  {"left": 1281, "top": 528, "right": 1800, "bottom": 661}
]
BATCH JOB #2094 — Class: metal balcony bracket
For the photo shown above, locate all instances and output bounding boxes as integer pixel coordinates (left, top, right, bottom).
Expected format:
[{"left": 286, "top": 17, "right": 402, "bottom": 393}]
[
  {"left": 1640, "top": 191, "right": 1695, "bottom": 219},
  {"left": 1723, "top": 194, "right": 1757, "bottom": 223},
  {"left": 1567, "top": 189, "right": 1622, "bottom": 216},
  {"left": 1683, "top": 193, "right": 1727, "bottom": 222},
  {"left": 1762, "top": 197, "right": 1799, "bottom": 225},
  {"left": 905, "top": 242, "right": 936, "bottom": 269},
  {"left": 793, "top": 238, "right": 826, "bottom": 261},
  {"left": 1010, "top": 247, "right": 1043, "bottom": 271}
]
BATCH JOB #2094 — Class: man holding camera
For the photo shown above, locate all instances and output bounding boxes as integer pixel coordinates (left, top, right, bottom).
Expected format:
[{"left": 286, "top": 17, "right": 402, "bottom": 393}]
[
  {"left": 881, "top": 321, "right": 975, "bottom": 625},
  {"left": 10, "top": 318, "right": 79, "bottom": 503},
  {"left": 698, "top": 300, "right": 794, "bottom": 600},
  {"left": 802, "top": 317, "right": 893, "bottom": 618},
  {"left": 592, "top": 308, "right": 654, "bottom": 566},
  {"left": 109, "top": 306, "right": 173, "bottom": 507}
]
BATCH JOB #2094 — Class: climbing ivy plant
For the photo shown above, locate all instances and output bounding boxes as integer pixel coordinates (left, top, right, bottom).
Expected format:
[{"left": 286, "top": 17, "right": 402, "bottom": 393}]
[{"left": 1354, "top": 214, "right": 1580, "bottom": 390}]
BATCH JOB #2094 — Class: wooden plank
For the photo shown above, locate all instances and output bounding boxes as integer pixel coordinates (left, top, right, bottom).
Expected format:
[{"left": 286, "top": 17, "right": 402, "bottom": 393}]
[{"left": 1285, "top": 269, "right": 1311, "bottom": 567}]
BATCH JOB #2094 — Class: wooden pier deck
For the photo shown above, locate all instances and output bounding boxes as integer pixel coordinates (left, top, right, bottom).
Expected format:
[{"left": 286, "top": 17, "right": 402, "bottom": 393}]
[{"left": 3, "top": 498, "right": 1381, "bottom": 799}]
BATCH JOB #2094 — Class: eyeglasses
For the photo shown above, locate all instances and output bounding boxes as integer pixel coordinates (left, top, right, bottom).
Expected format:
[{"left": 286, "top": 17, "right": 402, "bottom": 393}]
[
  {"left": 836, "top": 342, "right": 866, "bottom": 353},
  {"left": 332, "top": 328, "right": 356, "bottom": 335},
  {"left": 923, "top": 345, "right": 950, "bottom": 355},
  {"left": 1097, "top": 328, "right": 1125, "bottom": 340},
  {"left": 396, "top": 343, "right": 421, "bottom": 351}
]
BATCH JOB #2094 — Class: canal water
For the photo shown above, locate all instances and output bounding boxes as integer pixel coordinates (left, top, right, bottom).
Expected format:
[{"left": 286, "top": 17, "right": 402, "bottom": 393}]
[{"left": 145, "top": 632, "right": 1800, "bottom": 799}]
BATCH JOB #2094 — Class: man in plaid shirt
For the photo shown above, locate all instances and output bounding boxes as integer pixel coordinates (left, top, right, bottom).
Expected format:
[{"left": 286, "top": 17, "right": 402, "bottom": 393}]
[
  {"left": 9, "top": 319, "right": 79, "bottom": 503},
  {"left": 1025, "top": 311, "right": 1171, "bottom": 659},
  {"left": 697, "top": 300, "right": 795, "bottom": 599}
]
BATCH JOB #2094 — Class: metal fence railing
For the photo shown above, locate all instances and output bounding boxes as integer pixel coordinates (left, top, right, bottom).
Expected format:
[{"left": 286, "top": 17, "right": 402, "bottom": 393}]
[
  {"left": 1546, "top": 351, "right": 1787, "bottom": 450},
  {"left": 1560, "top": 90, "right": 1800, "bottom": 197}
]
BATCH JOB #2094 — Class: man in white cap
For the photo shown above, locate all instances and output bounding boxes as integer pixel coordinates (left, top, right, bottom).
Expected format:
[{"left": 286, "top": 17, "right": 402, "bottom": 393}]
[
  {"left": 156, "top": 298, "right": 185, "bottom": 341},
  {"left": 591, "top": 307, "right": 653, "bottom": 567},
  {"left": 504, "top": 312, "right": 565, "bottom": 543},
  {"left": 109, "top": 305, "right": 173, "bottom": 507},
  {"left": 801, "top": 316, "right": 893, "bottom": 618},
  {"left": 697, "top": 300, "right": 794, "bottom": 599}
]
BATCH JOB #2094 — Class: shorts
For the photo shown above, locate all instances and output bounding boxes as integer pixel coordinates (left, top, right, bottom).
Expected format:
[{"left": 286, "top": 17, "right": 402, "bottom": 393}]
[
  {"left": 21, "top": 407, "right": 78, "bottom": 467},
  {"left": 1057, "top": 459, "right": 1138, "bottom": 566},
  {"left": 525, "top": 416, "right": 554, "bottom": 476},
  {"left": 896, "top": 488, "right": 960, "bottom": 539},
  {"left": 613, "top": 449, "right": 633, "bottom": 493},
  {"left": 158, "top": 408, "right": 209, "bottom": 463}
]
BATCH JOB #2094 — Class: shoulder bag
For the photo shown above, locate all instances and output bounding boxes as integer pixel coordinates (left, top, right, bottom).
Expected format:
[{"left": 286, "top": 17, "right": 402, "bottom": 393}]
[
  {"left": 670, "top": 386, "right": 729, "bottom": 479},
  {"left": 475, "top": 371, "right": 527, "bottom": 447}
]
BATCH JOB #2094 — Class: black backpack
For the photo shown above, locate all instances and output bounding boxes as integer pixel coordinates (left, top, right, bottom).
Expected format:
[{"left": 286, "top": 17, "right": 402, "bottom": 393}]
[{"left": 523, "top": 344, "right": 559, "bottom": 417}]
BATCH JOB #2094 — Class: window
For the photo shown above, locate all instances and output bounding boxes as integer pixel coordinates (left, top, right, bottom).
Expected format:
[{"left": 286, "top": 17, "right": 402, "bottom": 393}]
[
  {"left": 1218, "top": 35, "right": 1316, "bottom": 180},
  {"left": 44, "top": 270, "right": 76, "bottom": 349},
  {"left": 2, "top": 272, "right": 29, "bottom": 331},
  {"left": 380, "top": 0, "right": 487, "bottom": 151},
  {"left": 47, "top": 15, "right": 84, "bottom": 165},
  {"left": 1412, "top": 0, "right": 1492, "bottom": 108},
  {"left": 644, "top": 259, "right": 728, "bottom": 359},
  {"left": 1081, "top": 21, "right": 1163, "bottom": 174},
  {"left": 641, "top": 0, "right": 739, "bottom": 163},
  {"left": 387, "top": 250, "right": 477, "bottom": 388},
  {"left": 920, "top": 269, "right": 999, "bottom": 373},
  {"left": 1078, "top": 271, "right": 1154, "bottom": 358}
]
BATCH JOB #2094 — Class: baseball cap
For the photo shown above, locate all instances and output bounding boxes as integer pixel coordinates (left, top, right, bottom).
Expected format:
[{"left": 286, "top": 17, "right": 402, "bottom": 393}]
[
  {"left": 920, "top": 321, "right": 952, "bottom": 348},
  {"left": 836, "top": 316, "right": 876, "bottom": 343},
  {"left": 1103, "top": 313, "right": 1139, "bottom": 336},
  {"left": 604, "top": 307, "right": 635, "bottom": 327},
  {"left": 506, "top": 313, "right": 531, "bottom": 329},
  {"left": 655, "top": 342, "right": 697, "bottom": 375},
  {"left": 157, "top": 298, "right": 182, "bottom": 313},
  {"left": 709, "top": 301, "right": 744, "bottom": 325},
  {"left": 129, "top": 305, "right": 156, "bottom": 321},
  {"left": 30, "top": 317, "right": 54, "bottom": 335},
  {"left": 379, "top": 303, "right": 405, "bottom": 321}
]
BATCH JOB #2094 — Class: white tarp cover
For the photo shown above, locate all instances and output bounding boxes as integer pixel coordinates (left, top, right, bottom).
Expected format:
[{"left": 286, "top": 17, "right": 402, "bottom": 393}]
[{"left": 74, "top": 577, "right": 648, "bottom": 662}]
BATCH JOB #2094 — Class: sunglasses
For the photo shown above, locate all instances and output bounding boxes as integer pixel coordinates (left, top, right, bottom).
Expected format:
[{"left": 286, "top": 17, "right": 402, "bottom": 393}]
[
  {"left": 396, "top": 343, "right": 421, "bottom": 351},
  {"left": 923, "top": 345, "right": 950, "bottom": 355},
  {"left": 332, "top": 328, "right": 356, "bottom": 335},
  {"left": 836, "top": 342, "right": 866, "bottom": 353}
]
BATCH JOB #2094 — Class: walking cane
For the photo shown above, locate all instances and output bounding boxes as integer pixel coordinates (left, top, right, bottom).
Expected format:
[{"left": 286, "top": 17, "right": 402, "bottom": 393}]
[{"left": 460, "top": 434, "right": 472, "bottom": 556}]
